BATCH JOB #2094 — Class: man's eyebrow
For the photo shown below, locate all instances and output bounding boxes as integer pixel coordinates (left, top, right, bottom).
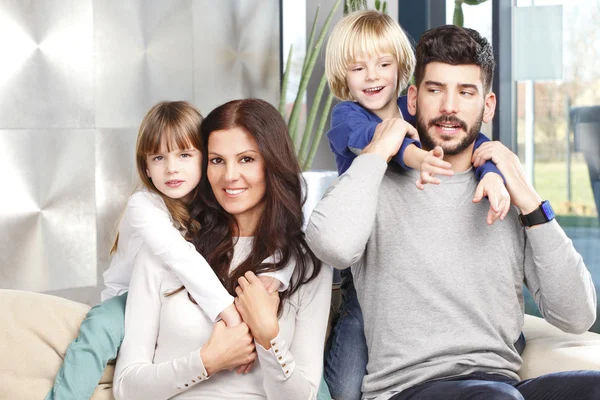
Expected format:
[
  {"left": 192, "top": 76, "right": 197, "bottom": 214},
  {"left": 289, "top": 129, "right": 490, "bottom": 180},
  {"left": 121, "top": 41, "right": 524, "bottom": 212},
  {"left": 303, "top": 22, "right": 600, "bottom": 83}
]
[
  {"left": 458, "top": 83, "right": 480, "bottom": 92},
  {"left": 424, "top": 80, "right": 446, "bottom": 87}
]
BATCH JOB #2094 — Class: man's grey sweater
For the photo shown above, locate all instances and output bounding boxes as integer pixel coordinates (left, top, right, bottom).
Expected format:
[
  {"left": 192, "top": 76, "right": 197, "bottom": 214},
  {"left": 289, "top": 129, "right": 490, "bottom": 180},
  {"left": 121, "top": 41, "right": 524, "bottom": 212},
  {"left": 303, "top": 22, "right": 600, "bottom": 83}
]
[{"left": 306, "top": 154, "right": 596, "bottom": 400}]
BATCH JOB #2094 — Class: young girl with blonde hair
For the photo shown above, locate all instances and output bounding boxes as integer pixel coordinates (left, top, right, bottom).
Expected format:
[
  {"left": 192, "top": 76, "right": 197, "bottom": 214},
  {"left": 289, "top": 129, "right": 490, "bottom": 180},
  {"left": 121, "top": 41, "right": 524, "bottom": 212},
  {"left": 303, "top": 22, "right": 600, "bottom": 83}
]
[{"left": 46, "top": 101, "right": 292, "bottom": 400}]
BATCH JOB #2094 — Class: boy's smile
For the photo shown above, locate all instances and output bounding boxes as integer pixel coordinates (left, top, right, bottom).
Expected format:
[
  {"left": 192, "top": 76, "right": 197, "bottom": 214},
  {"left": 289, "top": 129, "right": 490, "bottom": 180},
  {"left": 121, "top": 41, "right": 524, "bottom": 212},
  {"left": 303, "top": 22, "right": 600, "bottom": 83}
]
[{"left": 346, "top": 53, "right": 400, "bottom": 120}]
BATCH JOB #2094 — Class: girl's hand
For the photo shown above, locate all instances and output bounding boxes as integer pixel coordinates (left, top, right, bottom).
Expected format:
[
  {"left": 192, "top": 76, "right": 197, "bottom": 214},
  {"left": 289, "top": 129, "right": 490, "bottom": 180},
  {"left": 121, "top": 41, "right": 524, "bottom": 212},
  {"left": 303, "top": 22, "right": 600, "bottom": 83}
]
[
  {"left": 415, "top": 146, "right": 454, "bottom": 190},
  {"left": 200, "top": 320, "right": 256, "bottom": 376},
  {"left": 472, "top": 172, "right": 511, "bottom": 225},
  {"left": 235, "top": 271, "right": 280, "bottom": 349}
]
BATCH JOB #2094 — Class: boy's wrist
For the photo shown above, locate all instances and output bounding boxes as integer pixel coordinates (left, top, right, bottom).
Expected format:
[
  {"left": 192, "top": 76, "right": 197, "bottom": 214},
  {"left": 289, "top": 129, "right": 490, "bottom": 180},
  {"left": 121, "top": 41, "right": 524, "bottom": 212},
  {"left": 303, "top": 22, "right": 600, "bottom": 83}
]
[{"left": 403, "top": 144, "right": 426, "bottom": 170}]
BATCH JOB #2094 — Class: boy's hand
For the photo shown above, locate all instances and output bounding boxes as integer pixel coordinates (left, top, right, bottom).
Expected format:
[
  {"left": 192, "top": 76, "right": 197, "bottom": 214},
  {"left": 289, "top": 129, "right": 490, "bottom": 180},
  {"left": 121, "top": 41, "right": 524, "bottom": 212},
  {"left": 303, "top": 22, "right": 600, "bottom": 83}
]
[
  {"left": 258, "top": 275, "right": 282, "bottom": 294},
  {"left": 362, "top": 118, "right": 419, "bottom": 162},
  {"left": 415, "top": 146, "right": 453, "bottom": 190},
  {"left": 473, "top": 172, "right": 511, "bottom": 225}
]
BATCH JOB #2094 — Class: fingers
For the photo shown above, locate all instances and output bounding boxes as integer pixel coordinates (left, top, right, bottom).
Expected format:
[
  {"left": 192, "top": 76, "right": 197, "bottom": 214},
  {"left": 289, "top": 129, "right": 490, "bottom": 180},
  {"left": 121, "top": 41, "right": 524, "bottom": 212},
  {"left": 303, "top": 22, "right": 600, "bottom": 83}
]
[
  {"left": 499, "top": 196, "right": 511, "bottom": 220},
  {"left": 432, "top": 146, "right": 444, "bottom": 159},
  {"left": 244, "top": 271, "right": 260, "bottom": 283},
  {"left": 415, "top": 178, "right": 425, "bottom": 190},
  {"left": 418, "top": 173, "right": 441, "bottom": 186},
  {"left": 406, "top": 124, "right": 420, "bottom": 141},
  {"left": 472, "top": 181, "right": 484, "bottom": 204},
  {"left": 237, "top": 275, "right": 250, "bottom": 289}
]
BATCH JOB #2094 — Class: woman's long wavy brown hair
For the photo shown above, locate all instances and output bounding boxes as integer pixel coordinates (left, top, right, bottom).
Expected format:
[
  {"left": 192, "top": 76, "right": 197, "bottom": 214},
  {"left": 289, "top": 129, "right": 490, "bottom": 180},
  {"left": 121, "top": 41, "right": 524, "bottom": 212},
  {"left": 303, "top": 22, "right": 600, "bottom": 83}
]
[{"left": 190, "top": 98, "right": 322, "bottom": 304}]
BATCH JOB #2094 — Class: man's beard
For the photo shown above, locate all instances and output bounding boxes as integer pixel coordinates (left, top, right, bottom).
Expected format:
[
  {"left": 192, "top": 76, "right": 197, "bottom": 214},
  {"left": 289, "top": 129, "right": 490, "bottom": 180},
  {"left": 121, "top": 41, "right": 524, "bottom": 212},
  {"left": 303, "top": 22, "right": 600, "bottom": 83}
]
[{"left": 416, "top": 108, "right": 484, "bottom": 156}]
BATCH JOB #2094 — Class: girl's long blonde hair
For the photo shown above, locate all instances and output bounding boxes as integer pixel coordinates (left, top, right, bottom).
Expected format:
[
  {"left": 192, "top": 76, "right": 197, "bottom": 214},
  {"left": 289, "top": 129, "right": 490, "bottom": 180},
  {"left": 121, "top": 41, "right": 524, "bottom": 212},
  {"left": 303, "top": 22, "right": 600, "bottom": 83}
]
[{"left": 110, "top": 101, "right": 204, "bottom": 254}]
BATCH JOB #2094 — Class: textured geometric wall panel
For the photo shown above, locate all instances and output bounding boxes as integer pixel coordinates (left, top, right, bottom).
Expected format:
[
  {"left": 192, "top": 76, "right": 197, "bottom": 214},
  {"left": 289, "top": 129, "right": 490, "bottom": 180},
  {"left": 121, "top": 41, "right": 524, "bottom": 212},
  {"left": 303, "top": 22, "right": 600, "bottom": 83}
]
[
  {"left": 0, "top": 1, "right": 94, "bottom": 129},
  {"left": 94, "top": 0, "right": 195, "bottom": 128},
  {"left": 0, "top": 0, "right": 280, "bottom": 303},
  {"left": 0, "top": 129, "right": 96, "bottom": 292},
  {"left": 192, "top": 1, "right": 280, "bottom": 114}
]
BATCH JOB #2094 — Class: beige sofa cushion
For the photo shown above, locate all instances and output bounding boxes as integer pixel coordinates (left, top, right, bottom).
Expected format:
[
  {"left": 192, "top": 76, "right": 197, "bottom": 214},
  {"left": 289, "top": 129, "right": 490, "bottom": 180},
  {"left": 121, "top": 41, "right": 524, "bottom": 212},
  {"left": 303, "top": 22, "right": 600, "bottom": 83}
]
[
  {"left": 0, "top": 289, "right": 114, "bottom": 400},
  {"left": 520, "top": 314, "right": 600, "bottom": 379}
]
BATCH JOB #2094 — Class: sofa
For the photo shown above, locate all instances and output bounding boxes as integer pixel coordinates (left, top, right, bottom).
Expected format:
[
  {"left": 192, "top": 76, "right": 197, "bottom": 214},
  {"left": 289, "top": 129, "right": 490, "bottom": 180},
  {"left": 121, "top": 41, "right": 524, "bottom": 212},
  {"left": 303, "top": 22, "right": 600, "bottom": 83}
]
[{"left": 1, "top": 289, "right": 600, "bottom": 400}]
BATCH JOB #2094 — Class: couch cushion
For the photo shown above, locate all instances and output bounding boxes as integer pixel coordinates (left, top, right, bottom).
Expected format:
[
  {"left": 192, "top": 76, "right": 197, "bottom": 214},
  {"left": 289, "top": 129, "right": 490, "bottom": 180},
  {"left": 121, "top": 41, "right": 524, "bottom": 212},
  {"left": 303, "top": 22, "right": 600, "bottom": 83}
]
[
  {"left": 0, "top": 289, "right": 114, "bottom": 400},
  {"left": 520, "top": 314, "right": 600, "bottom": 379}
]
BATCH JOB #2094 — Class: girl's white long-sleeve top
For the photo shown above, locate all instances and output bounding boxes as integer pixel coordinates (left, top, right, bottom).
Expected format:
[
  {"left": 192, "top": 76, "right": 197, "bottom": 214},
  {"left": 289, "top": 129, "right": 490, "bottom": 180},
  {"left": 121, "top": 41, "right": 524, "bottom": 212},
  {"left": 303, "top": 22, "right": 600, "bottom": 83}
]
[
  {"left": 113, "top": 237, "right": 333, "bottom": 400},
  {"left": 101, "top": 190, "right": 294, "bottom": 322}
]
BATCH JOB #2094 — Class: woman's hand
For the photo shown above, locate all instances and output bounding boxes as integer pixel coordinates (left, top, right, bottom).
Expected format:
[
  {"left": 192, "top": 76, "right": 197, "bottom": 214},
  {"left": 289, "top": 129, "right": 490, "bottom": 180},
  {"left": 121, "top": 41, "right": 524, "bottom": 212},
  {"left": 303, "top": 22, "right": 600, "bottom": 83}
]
[
  {"left": 199, "top": 320, "right": 256, "bottom": 376},
  {"left": 235, "top": 271, "right": 280, "bottom": 349}
]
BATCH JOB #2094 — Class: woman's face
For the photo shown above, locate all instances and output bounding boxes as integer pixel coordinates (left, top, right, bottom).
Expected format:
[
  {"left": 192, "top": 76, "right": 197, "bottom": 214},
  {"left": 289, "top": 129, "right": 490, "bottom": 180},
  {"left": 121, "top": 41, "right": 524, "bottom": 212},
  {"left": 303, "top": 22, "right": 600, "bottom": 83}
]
[{"left": 207, "top": 126, "right": 266, "bottom": 235}]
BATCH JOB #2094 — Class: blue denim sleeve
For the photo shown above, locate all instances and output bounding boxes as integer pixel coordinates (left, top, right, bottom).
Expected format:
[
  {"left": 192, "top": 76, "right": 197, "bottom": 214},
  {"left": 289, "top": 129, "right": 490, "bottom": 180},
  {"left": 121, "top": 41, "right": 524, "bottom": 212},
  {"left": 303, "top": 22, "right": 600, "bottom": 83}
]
[{"left": 472, "top": 133, "right": 505, "bottom": 182}]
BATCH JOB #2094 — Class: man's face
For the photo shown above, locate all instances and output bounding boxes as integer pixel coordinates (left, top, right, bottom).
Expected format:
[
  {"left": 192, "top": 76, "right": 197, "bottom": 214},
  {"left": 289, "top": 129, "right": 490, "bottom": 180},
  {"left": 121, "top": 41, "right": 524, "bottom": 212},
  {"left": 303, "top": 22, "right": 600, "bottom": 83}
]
[{"left": 408, "top": 62, "right": 496, "bottom": 155}]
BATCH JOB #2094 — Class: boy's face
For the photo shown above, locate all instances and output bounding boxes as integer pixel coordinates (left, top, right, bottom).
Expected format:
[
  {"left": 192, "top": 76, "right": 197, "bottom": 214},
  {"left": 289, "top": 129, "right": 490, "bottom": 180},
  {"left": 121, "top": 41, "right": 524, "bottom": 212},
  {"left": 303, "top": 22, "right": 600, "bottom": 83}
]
[{"left": 345, "top": 53, "right": 399, "bottom": 120}]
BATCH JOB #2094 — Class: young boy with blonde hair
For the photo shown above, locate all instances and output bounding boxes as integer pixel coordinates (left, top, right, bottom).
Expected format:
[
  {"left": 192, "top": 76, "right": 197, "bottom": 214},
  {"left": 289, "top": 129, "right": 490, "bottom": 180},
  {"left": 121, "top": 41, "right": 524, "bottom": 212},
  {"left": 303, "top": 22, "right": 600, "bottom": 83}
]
[{"left": 322, "top": 10, "right": 512, "bottom": 400}]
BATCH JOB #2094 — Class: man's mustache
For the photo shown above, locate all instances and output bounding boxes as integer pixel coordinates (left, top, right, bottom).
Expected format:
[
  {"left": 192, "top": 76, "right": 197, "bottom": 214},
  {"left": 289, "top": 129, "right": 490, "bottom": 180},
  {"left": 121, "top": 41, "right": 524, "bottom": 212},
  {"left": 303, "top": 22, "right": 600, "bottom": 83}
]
[{"left": 428, "top": 116, "right": 468, "bottom": 132}]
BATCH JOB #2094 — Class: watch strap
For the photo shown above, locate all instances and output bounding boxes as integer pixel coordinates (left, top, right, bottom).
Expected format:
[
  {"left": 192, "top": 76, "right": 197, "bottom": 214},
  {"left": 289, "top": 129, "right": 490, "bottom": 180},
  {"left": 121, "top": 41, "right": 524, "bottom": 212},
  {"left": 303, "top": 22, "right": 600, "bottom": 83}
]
[{"left": 519, "top": 200, "right": 555, "bottom": 227}]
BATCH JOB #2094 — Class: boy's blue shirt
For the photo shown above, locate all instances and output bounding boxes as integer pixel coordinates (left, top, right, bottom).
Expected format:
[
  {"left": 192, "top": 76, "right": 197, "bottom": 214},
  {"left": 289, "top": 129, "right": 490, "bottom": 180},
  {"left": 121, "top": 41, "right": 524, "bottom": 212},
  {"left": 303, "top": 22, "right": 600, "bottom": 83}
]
[{"left": 327, "top": 96, "right": 502, "bottom": 181}]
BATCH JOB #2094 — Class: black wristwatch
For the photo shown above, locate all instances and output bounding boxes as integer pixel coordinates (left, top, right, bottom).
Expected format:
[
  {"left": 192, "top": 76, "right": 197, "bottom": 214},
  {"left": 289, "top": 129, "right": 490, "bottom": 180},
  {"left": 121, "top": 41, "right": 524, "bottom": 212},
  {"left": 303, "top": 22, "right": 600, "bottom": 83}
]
[{"left": 518, "top": 200, "right": 555, "bottom": 227}]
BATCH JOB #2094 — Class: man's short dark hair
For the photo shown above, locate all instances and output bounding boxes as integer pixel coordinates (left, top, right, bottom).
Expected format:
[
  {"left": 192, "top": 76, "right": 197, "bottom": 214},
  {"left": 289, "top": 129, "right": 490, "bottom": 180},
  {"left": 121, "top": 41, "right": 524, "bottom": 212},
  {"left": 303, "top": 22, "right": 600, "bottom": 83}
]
[{"left": 414, "top": 25, "right": 495, "bottom": 93}]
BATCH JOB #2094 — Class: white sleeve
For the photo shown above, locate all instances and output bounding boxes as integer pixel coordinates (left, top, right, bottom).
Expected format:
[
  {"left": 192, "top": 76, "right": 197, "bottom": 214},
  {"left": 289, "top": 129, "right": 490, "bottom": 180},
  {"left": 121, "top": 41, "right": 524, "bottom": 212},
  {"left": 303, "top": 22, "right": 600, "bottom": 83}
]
[
  {"left": 125, "top": 192, "right": 233, "bottom": 321},
  {"left": 113, "top": 246, "right": 211, "bottom": 400},
  {"left": 259, "top": 253, "right": 296, "bottom": 292},
  {"left": 256, "top": 263, "right": 333, "bottom": 400}
]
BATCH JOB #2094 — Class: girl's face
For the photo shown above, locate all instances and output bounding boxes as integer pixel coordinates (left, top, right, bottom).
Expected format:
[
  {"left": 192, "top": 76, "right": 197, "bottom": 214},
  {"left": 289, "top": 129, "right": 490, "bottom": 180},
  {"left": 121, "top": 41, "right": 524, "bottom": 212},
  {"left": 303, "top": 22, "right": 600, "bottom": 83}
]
[
  {"left": 207, "top": 127, "right": 266, "bottom": 236},
  {"left": 145, "top": 141, "right": 202, "bottom": 204}
]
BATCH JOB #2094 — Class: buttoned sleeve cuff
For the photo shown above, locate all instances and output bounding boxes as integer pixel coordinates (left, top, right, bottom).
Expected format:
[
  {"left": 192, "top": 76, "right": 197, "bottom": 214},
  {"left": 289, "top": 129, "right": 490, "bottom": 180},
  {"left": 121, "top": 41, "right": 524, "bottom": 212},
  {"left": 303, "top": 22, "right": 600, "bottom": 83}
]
[
  {"left": 171, "top": 348, "right": 210, "bottom": 392},
  {"left": 256, "top": 333, "right": 295, "bottom": 381}
]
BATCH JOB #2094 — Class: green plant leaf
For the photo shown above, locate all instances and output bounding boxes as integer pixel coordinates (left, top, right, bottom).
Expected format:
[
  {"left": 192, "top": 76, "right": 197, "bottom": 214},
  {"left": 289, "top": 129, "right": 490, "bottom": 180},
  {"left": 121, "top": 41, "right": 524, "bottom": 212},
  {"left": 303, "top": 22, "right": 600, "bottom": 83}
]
[
  {"left": 279, "top": 44, "right": 293, "bottom": 117},
  {"left": 303, "top": 92, "right": 334, "bottom": 171},
  {"left": 288, "top": 0, "right": 341, "bottom": 144},
  {"left": 302, "top": 6, "right": 320, "bottom": 77},
  {"left": 453, "top": 2, "right": 464, "bottom": 26},
  {"left": 382, "top": 2, "right": 387, "bottom": 13},
  {"left": 463, "top": 0, "right": 488, "bottom": 5},
  {"left": 298, "top": 73, "right": 328, "bottom": 165}
]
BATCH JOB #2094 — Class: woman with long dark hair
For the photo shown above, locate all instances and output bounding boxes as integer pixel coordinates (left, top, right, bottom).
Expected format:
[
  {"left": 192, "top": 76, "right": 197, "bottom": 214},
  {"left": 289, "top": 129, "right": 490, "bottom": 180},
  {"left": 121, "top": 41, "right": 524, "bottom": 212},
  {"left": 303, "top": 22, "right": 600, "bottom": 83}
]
[{"left": 114, "top": 98, "right": 332, "bottom": 400}]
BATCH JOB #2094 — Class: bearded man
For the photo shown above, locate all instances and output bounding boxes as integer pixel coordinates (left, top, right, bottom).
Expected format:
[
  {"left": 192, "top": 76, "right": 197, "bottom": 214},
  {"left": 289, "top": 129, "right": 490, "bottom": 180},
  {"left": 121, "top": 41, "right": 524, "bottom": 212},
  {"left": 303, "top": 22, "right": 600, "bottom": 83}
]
[{"left": 307, "top": 25, "right": 600, "bottom": 400}]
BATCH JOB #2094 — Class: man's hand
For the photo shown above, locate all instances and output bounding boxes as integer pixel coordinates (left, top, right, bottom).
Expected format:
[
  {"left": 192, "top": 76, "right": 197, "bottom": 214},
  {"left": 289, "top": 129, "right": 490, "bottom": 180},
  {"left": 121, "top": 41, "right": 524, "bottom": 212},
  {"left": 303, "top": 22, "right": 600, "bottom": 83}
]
[
  {"left": 362, "top": 118, "right": 419, "bottom": 163},
  {"left": 472, "top": 142, "right": 542, "bottom": 214},
  {"left": 473, "top": 172, "right": 511, "bottom": 225},
  {"left": 415, "top": 146, "right": 454, "bottom": 190}
]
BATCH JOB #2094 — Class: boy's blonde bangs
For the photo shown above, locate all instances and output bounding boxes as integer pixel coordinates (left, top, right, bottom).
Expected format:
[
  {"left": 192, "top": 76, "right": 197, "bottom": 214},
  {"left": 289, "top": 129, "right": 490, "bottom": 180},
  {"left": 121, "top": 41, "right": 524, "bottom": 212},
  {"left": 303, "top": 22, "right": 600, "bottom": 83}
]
[{"left": 326, "top": 10, "right": 416, "bottom": 101}]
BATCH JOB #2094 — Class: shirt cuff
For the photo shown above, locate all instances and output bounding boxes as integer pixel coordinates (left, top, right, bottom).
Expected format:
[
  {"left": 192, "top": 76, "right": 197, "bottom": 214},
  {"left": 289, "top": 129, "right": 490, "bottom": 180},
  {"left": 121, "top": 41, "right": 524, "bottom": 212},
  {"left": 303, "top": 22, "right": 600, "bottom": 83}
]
[
  {"left": 174, "top": 348, "right": 210, "bottom": 391},
  {"left": 256, "top": 333, "right": 295, "bottom": 381}
]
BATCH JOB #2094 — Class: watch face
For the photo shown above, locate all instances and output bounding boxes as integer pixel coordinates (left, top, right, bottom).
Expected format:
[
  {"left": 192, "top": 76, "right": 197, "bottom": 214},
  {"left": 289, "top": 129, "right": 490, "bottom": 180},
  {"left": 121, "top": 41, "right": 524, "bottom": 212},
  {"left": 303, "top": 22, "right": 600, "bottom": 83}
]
[{"left": 541, "top": 200, "right": 555, "bottom": 221}]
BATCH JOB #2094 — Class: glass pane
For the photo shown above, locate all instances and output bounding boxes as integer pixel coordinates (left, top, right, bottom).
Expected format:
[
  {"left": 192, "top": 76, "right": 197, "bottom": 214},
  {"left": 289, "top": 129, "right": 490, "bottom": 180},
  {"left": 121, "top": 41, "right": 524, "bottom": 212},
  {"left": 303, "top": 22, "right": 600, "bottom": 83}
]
[{"left": 515, "top": 0, "right": 600, "bottom": 332}]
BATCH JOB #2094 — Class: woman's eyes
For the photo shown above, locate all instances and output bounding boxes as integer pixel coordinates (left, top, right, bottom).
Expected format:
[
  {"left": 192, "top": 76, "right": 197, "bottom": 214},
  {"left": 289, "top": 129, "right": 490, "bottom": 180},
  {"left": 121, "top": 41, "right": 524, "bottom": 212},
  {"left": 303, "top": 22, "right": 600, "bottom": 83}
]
[
  {"left": 152, "top": 155, "right": 163, "bottom": 161},
  {"left": 180, "top": 153, "right": 192, "bottom": 158},
  {"left": 209, "top": 156, "right": 254, "bottom": 164}
]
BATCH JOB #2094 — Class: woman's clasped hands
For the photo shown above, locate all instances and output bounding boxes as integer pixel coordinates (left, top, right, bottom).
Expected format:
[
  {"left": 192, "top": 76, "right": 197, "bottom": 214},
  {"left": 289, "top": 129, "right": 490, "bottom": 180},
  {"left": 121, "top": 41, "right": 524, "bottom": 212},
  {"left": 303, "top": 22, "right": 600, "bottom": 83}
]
[{"left": 200, "top": 271, "right": 281, "bottom": 377}]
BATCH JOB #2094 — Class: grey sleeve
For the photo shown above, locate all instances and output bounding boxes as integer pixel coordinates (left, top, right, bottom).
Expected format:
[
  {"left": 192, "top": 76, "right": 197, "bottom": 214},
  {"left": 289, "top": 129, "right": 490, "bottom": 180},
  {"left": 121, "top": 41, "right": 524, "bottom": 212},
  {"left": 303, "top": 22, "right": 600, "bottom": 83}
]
[
  {"left": 523, "top": 220, "right": 597, "bottom": 333},
  {"left": 305, "top": 154, "right": 388, "bottom": 269}
]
